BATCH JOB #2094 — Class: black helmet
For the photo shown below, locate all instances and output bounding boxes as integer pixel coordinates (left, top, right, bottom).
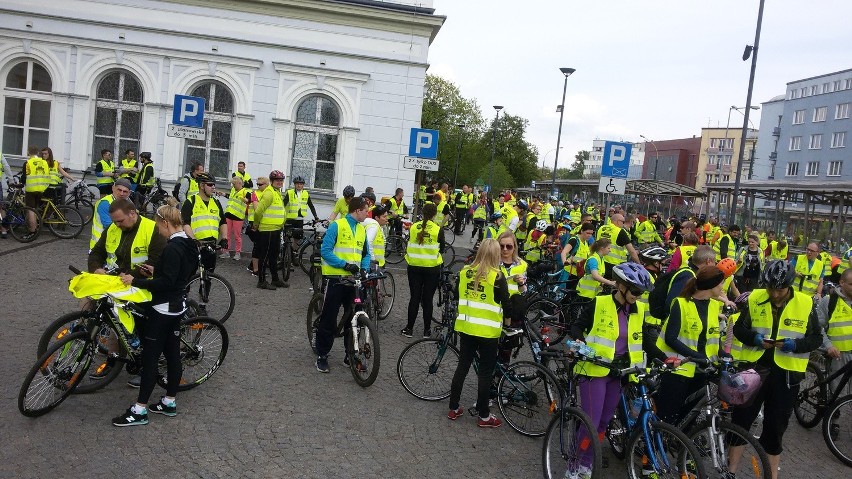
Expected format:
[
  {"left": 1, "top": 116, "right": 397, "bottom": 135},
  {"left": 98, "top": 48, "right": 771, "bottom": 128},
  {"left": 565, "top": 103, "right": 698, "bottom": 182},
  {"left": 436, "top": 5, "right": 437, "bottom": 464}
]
[
  {"left": 342, "top": 185, "right": 355, "bottom": 198},
  {"left": 139, "top": 152, "right": 151, "bottom": 159},
  {"left": 361, "top": 192, "right": 376, "bottom": 203},
  {"left": 760, "top": 260, "right": 796, "bottom": 289},
  {"left": 516, "top": 200, "right": 528, "bottom": 210},
  {"left": 293, "top": 176, "right": 305, "bottom": 184},
  {"left": 195, "top": 172, "right": 214, "bottom": 184}
]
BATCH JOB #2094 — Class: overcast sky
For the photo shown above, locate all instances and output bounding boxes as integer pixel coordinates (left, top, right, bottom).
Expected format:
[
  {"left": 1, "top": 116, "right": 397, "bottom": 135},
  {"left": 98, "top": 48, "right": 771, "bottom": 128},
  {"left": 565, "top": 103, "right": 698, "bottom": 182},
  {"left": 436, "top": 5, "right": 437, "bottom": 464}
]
[{"left": 427, "top": 0, "right": 852, "bottom": 170}]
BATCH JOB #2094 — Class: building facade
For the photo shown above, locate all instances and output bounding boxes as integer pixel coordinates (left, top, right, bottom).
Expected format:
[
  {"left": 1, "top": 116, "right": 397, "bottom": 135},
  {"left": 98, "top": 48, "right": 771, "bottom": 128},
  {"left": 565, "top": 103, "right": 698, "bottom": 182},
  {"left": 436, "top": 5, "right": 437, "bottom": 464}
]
[
  {"left": 0, "top": 0, "right": 443, "bottom": 209},
  {"left": 585, "top": 138, "right": 644, "bottom": 179},
  {"left": 694, "top": 127, "right": 757, "bottom": 217},
  {"left": 640, "top": 136, "right": 700, "bottom": 187},
  {"left": 754, "top": 94, "right": 785, "bottom": 180}
]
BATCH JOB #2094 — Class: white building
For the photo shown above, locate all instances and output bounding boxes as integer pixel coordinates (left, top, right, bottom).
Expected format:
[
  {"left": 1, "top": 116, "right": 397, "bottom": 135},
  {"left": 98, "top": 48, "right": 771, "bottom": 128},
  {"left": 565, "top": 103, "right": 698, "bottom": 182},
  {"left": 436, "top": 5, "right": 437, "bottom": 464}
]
[
  {"left": 0, "top": 0, "right": 443, "bottom": 210},
  {"left": 585, "top": 139, "right": 644, "bottom": 179}
]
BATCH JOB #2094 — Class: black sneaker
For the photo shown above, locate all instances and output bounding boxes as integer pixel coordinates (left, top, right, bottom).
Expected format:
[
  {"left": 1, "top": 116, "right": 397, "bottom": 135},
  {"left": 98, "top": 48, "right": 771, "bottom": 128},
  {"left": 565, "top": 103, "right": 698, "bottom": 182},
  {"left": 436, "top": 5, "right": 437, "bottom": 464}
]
[
  {"left": 112, "top": 407, "right": 148, "bottom": 427},
  {"left": 257, "top": 281, "right": 276, "bottom": 290},
  {"left": 423, "top": 329, "right": 432, "bottom": 338},
  {"left": 272, "top": 279, "right": 289, "bottom": 288},
  {"left": 316, "top": 355, "right": 329, "bottom": 373},
  {"left": 127, "top": 376, "right": 141, "bottom": 388},
  {"left": 148, "top": 398, "right": 177, "bottom": 417},
  {"left": 400, "top": 328, "right": 413, "bottom": 338}
]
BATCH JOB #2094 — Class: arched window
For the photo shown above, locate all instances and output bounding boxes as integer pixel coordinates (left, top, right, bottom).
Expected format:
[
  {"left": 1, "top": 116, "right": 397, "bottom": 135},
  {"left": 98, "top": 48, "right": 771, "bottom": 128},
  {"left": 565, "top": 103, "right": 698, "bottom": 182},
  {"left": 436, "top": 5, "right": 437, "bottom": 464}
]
[
  {"left": 92, "top": 70, "right": 143, "bottom": 163},
  {"left": 2, "top": 60, "right": 52, "bottom": 156},
  {"left": 292, "top": 95, "right": 340, "bottom": 190},
  {"left": 184, "top": 81, "right": 233, "bottom": 179}
]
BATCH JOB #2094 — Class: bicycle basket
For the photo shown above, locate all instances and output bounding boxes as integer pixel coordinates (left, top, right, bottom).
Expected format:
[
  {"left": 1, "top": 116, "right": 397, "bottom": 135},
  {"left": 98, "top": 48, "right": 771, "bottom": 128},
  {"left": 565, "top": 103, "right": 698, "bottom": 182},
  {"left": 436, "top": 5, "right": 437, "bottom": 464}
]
[{"left": 717, "top": 367, "right": 767, "bottom": 407}]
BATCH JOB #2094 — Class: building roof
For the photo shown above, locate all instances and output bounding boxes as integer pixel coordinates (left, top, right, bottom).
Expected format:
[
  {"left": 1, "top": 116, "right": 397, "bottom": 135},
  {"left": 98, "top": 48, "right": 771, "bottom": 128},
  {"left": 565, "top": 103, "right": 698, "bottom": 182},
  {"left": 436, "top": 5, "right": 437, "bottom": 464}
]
[
  {"left": 763, "top": 94, "right": 786, "bottom": 103},
  {"left": 533, "top": 178, "right": 705, "bottom": 198},
  {"left": 787, "top": 67, "right": 852, "bottom": 85},
  {"left": 705, "top": 179, "right": 852, "bottom": 204}
]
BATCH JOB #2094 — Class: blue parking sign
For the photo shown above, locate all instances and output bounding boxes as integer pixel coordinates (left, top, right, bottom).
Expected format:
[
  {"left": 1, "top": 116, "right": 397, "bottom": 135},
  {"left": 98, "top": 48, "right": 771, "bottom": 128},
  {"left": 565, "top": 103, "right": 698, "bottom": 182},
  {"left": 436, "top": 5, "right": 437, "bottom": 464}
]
[
  {"left": 408, "top": 128, "right": 439, "bottom": 159},
  {"left": 601, "top": 141, "right": 632, "bottom": 179},
  {"left": 172, "top": 94, "right": 206, "bottom": 128}
]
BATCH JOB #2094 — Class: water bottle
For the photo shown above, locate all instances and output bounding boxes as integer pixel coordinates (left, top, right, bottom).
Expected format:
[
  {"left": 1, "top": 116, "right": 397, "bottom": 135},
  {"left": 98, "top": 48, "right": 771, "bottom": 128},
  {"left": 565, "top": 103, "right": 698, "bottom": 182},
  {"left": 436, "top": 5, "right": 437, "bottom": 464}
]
[
  {"left": 629, "top": 397, "right": 643, "bottom": 418},
  {"left": 128, "top": 333, "right": 140, "bottom": 349},
  {"left": 531, "top": 341, "right": 542, "bottom": 358}
]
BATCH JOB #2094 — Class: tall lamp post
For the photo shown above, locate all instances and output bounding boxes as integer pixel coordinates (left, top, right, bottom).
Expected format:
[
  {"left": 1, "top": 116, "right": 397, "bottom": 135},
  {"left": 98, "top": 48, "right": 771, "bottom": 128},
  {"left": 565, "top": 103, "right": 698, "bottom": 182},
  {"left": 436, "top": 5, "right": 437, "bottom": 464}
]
[
  {"left": 541, "top": 147, "right": 563, "bottom": 177},
  {"left": 728, "top": 0, "right": 765, "bottom": 227},
  {"left": 551, "top": 67, "right": 576, "bottom": 197},
  {"left": 452, "top": 123, "right": 465, "bottom": 187},
  {"left": 489, "top": 106, "right": 503, "bottom": 193}
]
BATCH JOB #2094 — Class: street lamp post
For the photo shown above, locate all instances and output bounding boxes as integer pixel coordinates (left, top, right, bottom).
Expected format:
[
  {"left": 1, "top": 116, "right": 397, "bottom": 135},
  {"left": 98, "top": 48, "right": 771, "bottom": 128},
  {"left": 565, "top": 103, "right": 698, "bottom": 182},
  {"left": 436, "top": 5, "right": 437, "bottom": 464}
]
[
  {"left": 551, "top": 67, "right": 576, "bottom": 197},
  {"left": 452, "top": 123, "right": 465, "bottom": 188},
  {"left": 541, "top": 147, "right": 563, "bottom": 178},
  {"left": 489, "top": 106, "right": 503, "bottom": 193}
]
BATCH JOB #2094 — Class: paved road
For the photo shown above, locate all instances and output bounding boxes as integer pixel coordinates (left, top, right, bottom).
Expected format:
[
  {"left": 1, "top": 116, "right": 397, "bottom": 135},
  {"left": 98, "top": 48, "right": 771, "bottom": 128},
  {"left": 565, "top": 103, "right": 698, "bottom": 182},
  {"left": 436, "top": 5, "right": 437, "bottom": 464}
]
[{"left": 0, "top": 229, "right": 846, "bottom": 478}]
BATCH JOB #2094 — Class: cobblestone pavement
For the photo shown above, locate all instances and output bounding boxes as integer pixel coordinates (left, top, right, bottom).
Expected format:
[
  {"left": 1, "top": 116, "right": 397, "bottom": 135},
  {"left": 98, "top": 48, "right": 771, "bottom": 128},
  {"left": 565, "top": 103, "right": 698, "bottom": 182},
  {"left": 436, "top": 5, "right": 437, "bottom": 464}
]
[{"left": 0, "top": 230, "right": 846, "bottom": 478}]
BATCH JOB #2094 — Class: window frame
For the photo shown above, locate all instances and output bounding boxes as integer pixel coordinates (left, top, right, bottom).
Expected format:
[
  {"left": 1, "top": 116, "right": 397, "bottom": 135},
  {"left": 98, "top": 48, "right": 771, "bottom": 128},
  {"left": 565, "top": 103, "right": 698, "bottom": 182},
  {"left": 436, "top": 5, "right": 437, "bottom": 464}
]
[
  {"left": 805, "top": 161, "right": 819, "bottom": 177},
  {"left": 290, "top": 94, "right": 341, "bottom": 192},
  {"left": 831, "top": 131, "right": 846, "bottom": 148},
  {"left": 2, "top": 60, "right": 52, "bottom": 157},
  {"left": 786, "top": 162, "right": 799, "bottom": 176},
  {"left": 182, "top": 81, "right": 235, "bottom": 180},
  {"left": 813, "top": 106, "right": 827, "bottom": 123},
  {"left": 828, "top": 161, "right": 843, "bottom": 177},
  {"left": 792, "top": 109, "right": 805, "bottom": 124},
  {"left": 808, "top": 134, "right": 822, "bottom": 150},
  {"left": 789, "top": 136, "right": 802, "bottom": 151},
  {"left": 92, "top": 70, "right": 144, "bottom": 163},
  {"left": 836, "top": 103, "right": 850, "bottom": 120}
]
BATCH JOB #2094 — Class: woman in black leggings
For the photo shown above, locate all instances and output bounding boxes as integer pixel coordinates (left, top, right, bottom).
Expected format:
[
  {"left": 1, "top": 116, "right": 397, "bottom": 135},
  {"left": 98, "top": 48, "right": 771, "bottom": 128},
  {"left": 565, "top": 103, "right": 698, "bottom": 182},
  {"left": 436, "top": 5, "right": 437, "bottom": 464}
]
[{"left": 113, "top": 201, "right": 199, "bottom": 427}]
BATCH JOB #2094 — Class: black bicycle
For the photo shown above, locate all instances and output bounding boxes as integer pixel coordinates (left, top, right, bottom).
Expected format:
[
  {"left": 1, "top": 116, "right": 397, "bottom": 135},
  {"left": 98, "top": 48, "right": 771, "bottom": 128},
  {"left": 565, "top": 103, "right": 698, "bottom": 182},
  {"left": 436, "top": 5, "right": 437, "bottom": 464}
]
[{"left": 186, "top": 243, "right": 236, "bottom": 323}]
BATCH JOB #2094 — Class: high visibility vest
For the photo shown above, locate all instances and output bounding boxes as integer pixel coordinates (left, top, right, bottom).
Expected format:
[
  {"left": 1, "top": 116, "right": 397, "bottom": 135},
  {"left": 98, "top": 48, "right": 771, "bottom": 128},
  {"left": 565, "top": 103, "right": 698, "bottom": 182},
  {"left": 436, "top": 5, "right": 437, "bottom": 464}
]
[
  {"left": 578, "top": 295, "right": 646, "bottom": 378},
  {"left": 233, "top": 170, "right": 251, "bottom": 185},
  {"left": 434, "top": 201, "right": 447, "bottom": 226},
  {"left": 89, "top": 194, "right": 114, "bottom": 250},
  {"left": 712, "top": 234, "right": 735, "bottom": 261},
  {"left": 405, "top": 220, "right": 442, "bottom": 267},
  {"left": 767, "top": 241, "right": 788, "bottom": 261},
  {"left": 388, "top": 197, "right": 405, "bottom": 216},
  {"left": 321, "top": 218, "right": 366, "bottom": 276},
  {"left": 136, "top": 163, "right": 155, "bottom": 187},
  {"left": 578, "top": 253, "right": 606, "bottom": 299},
  {"left": 820, "top": 251, "right": 833, "bottom": 271},
  {"left": 524, "top": 231, "right": 546, "bottom": 262},
  {"left": 417, "top": 185, "right": 426, "bottom": 200},
  {"left": 501, "top": 260, "right": 528, "bottom": 296},
  {"left": 564, "top": 237, "right": 590, "bottom": 277},
  {"left": 838, "top": 247, "right": 852, "bottom": 275},
  {"left": 247, "top": 191, "right": 258, "bottom": 222},
  {"left": 486, "top": 223, "right": 506, "bottom": 240},
  {"left": 585, "top": 205, "right": 597, "bottom": 217},
  {"left": 636, "top": 220, "right": 659, "bottom": 244},
  {"left": 364, "top": 220, "right": 385, "bottom": 267},
  {"left": 638, "top": 275, "right": 661, "bottom": 326},
  {"left": 708, "top": 226, "right": 720, "bottom": 245},
  {"left": 735, "top": 247, "right": 765, "bottom": 274},
  {"left": 758, "top": 233, "right": 768, "bottom": 251},
  {"left": 188, "top": 195, "right": 221, "bottom": 241},
  {"left": 226, "top": 187, "right": 250, "bottom": 220},
  {"left": 24, "top": 156, "right": 50, "bottom": 193},
  {"left": 537, "top": 208, "right": 550, "bottom": 223},
  {"left": 286, "top": 188, "right": 310, "bottom": 219},
  {"left": 49, "top": 161, "right": 62, "bottom": 185},
  {"left": 258, "top": 188, "right": 286, "bottom": 230},
  {"left": 506, "top": 194, "right": 516, "bottom": 208},
  {"left": 730, "top": 289, "right": 812, "bottom": 372},
  {"left": 119, "top": 158, "right": 137, "bottom": 180},
  {"left": 569, "top": 208, "right": 582, "bottom": 224},
  {"left": 455, "top": 267, "right": 503, "bottom": 339},
  {"left": 656, "top": 297, "right": 722, "bottom": 378},
  {"left": 472, "top": 204, "right": 487, "bottom": 220},
  {"left": 675, "top": 245, "right": 696, "bottom": 265},
  {"left": 104, "top": 216, "right": 156, "bottom": 270},
  {"left": 597, "top": 224, "right": 627, "bottom": 265},
  {"left": 464, "top": 193, "right": 474, "bottom": 209},
  {"left": 184, "top": 175, "right": 199, "bottom": 200},
  {"left": 827, "top": 295, "right": 852, "bottom": 352},
  {"left": 794, "top": 254, "right": 823, "bottom": 296},
  {"left": 97, "top": 159, "right": 115, "bottom": 187}
]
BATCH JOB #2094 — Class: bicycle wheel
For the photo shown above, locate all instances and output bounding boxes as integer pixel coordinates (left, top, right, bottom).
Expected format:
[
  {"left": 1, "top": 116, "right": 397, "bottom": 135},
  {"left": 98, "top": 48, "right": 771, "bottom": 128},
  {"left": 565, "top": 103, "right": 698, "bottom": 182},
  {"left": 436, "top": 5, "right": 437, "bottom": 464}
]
[
  {"left": 37, "top": 311, "right": 96, "bottom": 358},
  {"left": 442, "top": 244, "right": 456, "bottom": 265},
  {"left": 625, "top": 420, "right": 707, "bottom": 479},
  {"left": 688, "top": 420, "right": 771, "bottom": 479},
  {"left": 67, "top": 198, "right": 94, "bottom": 226},
  {"left": 8, "top": 205, "right": 40, "bottom": 242},
  {"left": 157, "top": 316, "right": 229, "bottom": 392},
  {"left": 377, "top": 270, "right": 395, "bottom": 320},
  {"left": 306, "top": 293, "right": 323, "bottom": 354},
  {"left": 278, "top": 243, "right": 293, "bottom": 282},
  {"left": 46, "top": 205, "right": 84, "bottom": 238},
  {"left": 397, "top": 338, "right": 460, "bottom": 401},
  {"left": 822, "top": 394, "right": 852, "bottom": 467},
  {"left": 348, "top": 312, "right": 380, "bottom": 388},
  {"left": 447, "top": 259, "right": 467, "bottom": 276},
  {"left": 443, "top": 228, "right": 455, "bottom": 245},
  {"left": 384, "top": 234, "right": 407, "bottom": 264},
  {"left": 298, "top": 242, "right": 311, "bottom": 275},
  {"left": 497, "top": 360, "right": 563, "bottom": 437},
  {"left": 794, "top": 361, "right": 827, "bottom": 428},
  {"left": 18, "top": 332, "right": 91, "bottom": 417},
  {"left": 542, "top": 406, "right": 602, "bottom": 479},
  {"left": 186, "top": 273, "right": 235, "bottom": 323},
  {"left": 605, "top": 399, "right": 631, "bottom": 460},
  {"left": 525, "top": 298, "right": 569, "bottom": 344}
]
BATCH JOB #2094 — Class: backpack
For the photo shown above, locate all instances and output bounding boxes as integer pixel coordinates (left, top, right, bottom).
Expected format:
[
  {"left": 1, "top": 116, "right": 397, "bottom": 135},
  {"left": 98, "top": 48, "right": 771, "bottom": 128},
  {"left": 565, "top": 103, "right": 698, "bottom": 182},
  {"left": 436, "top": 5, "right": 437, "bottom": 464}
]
[
  {"left": 172, "top": 175, "right": 188, "bottom": 199},
  {"left": 648, "top": 267, "right": 687, "bottom": 320}
]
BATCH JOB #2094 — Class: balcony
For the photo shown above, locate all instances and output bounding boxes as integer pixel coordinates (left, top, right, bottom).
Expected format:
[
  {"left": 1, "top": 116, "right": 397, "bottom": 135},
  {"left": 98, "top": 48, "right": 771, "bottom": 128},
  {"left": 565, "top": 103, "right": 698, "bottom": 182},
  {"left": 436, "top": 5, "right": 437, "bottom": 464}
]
[
  {"left": 772, "top": 127, "right": 781, "bottom": 137},
  {"left": 705, "top": 163, "right": 717, "bottom": 172}
]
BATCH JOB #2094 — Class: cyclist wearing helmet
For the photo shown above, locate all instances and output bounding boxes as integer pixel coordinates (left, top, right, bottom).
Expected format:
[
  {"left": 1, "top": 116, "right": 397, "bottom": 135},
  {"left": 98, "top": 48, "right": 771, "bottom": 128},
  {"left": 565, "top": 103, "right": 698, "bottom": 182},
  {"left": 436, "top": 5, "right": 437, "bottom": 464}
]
[
  {"left": 485, "top": 212, "right": 505, "bottom": 240},
  {"left": 638, "top": 246, "right": 669, "bottom": 358},
  {"left": 569, "top": 262, "right": 653, "bottom": 478},
  {"left": 282, "top": 175, "right": 319, "bottom": 249},
  {"left": 717, "top": 257, "right": 741, "bottom": 299},
  {"left": 523, "top": 219, "right": 549, "bottom": 263},
  {"left": 734, "top": 233, "right": 765, "bottom": 293},
  {"left": 180, "top": 172, "right": 227, "bottom": 270},
  {"left": 815, "top": 268, "right": 852, "bottom": 412},
  {"left": 328, "top": 185, "right": 356, "bottom": 222},
  {"left": 730, "top": 260, "right": 821, "bottom": 474},
  {"left": 386, "top": 187, "right": 408, "bottom": 236},
  {"left": 251, "top": 171, "right": 288, "bottom": 289}
]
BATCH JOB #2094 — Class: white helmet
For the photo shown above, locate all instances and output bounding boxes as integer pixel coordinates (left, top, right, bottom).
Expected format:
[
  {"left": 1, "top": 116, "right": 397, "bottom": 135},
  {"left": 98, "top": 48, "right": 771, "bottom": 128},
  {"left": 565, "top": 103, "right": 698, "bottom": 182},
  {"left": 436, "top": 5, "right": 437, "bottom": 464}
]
[{"left": 535, "top": 220, "right": 548, "bottom": 232}]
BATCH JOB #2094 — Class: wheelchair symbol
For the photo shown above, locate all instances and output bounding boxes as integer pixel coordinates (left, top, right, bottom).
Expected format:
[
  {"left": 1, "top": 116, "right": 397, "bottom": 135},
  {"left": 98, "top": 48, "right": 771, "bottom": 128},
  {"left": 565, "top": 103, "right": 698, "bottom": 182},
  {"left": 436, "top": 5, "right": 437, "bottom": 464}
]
[{"left": 605, "top": 179, "right": 617, "bottom": 193}]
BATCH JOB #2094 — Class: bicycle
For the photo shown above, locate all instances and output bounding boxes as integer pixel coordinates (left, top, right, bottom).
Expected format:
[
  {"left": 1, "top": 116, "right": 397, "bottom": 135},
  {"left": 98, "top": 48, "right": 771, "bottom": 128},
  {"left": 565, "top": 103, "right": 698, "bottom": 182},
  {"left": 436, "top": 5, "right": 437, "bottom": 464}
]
[
  {"left": 12, "top": 188, "right": 84, "bottom": 240},
  {"left": 280, "top": 220, "right": 324, "bottom": 282},
  {"left": 64, "top": 169, "right": 98, "bottom": 226},
  {"left": 365, "top": 265, "right": 395, "bottom": 322},
  {"left": 1, "top": 187, "right": 41, "bottom": 243},
  {"left": 383, "top": 218, "right": 411, "bottom": 265},
  {"left": 306, "top": 271, "right": 382, "bottom": 387},
  {"left": 132, "top": 178, "right": 170, "bottom": 218},
  {"left": 186, "top": 243, "right": 236, "bottom": 323},
  {"left": 296, "top": 219, "right": 329, "bottom": 275}
]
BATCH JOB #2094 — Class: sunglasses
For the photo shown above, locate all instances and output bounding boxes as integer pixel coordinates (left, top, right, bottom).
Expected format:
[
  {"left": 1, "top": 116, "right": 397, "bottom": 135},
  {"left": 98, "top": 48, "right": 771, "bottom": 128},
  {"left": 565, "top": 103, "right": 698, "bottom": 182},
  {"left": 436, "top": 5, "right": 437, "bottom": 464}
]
[
  {"left": 627, "top": 286, "right": 643, "bottom": 296},
  {"left": 499, "top": 244, "right": 514, "bottom": 250}
]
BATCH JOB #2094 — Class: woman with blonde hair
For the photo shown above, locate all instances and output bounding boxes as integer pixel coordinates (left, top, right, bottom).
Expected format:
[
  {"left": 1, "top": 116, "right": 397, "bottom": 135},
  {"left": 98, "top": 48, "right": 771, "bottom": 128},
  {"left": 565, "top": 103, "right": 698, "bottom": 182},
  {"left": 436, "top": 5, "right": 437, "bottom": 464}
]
[
  {"left": 221, "top": 176, "right": 251, "bottom": 260},
  {"left": 447, "top": 238, "right": 514, "bottom": 428}
]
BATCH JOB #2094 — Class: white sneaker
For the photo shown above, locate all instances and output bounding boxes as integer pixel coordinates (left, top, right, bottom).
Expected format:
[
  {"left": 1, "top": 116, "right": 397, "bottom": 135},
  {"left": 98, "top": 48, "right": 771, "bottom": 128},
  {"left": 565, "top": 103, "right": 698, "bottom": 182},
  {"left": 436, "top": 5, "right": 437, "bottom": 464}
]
[
  {"left": 233, "top": 252, "right": 241, "bottom": 260},
  {"left": 219, "top": 252, "right": 230, "bottom": 259}
]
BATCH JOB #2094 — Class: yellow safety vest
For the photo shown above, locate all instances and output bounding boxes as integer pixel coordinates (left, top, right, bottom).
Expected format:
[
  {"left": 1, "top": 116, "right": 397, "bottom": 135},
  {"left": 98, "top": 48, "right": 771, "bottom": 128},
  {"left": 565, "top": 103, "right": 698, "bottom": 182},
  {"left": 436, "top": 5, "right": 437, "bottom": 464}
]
[
  {"left": 417, "top": 185, "right": 426, "bottom": 200},
  {"left": 136, "top": 163, "right": 155, "bottom": 187},
  {"left": 656, "top": 297, "right": 722, "bottom": 377},
  {"left": 104, "top": 216, "right": 156, "bottom": 270},
  {"left": 712, "top": 233, "right": 735, "bottom": 261},
  {"left": 730, "top": 289, "right": 812, "bottom": 372},
  {"left": 486, "top": 223, "right": 506, "bottom": 240},
  {"left": 597, "top": 224, "right": 627, "bottom": 265},
  {"left": 564, "top": 237, "right": 590, "bottom": 277},
  {"left": 638, "top": 275, "right": 660, "bottom": 326},
  {"left": 90, "top": 194, "right": 114, "bottom": 250},
  {"left": 578, "top": 252, "right": 606, "bottom": 299},
  {"left": 49, "top": 161, "right": 62, "bottom": 185},
  {"left": 794, "top": 254, "right": 823, "bottom": 296},
  {"left": 258, "top": 188, "right": 286, "bottom": 230},
  {"left": 97, "top": 159, "right": 115, "bottom": 187},
  {"left": 434, "top": 201, "right": 447, "bottom": 226},
  {"left": 388, "top": 197, "right": 405, "bottom": 216},
  {"left": 365, "top": 220, "right": 385, "bottom": 267},
  {"left": 524, "top": 231, "right": 546, "bottom": 263},
  {"left": 569, "top": 208, "right": 582, "bottom": 224},
  {"left": 286, "top": 188, "right": 310, "bottom": 219},
  {"left": 321, "top": 217, "right": 366, "bottom": 276},
  {"left": 827, "top": 295, "right": 852, "bottom": 352},
  {"left": 233, "top": 170, "right": 251, "bottom": 185},
  {"left": 758, "top": 233, "right": 768, "bottom": 251},
  {"left": 636, "top": 220, "right": 659, "bottom": 244},
  {"left": 405, "top": 221, "right": 442, "bottom": 267},
  {"left": 838, "top": 247, "right": 852, "bottom": 276},
  {"left": 226, "top": 187, "right": 250, "bottom": 220},
  {"left": 767, "top": 241, "right": 788, "bottom": 261},
  {"left": 735, "top": 247, "right": 765, "bottom": 274},
  {"left": 455, "top": 267, "right": 503, "bottom": 339},
  {"left": 677, "top": 245, "right": 696, "bottom": 265},
  {"left": 578, "top": 295, "right": 646, "bottom": 378},
  {"left": 472, "top": 204, "right": 487, "bottom": 220},
  {"left": 119, "top": 158, "right": 137, "bottom": 180},
  {"left": 708, "top": 226, "right": 720, "bottom": 245},
  {"left": 501, "top": 260, "right": 528, "bottom": 296},
  {"left": 25, "top": 156, "right": 50, "bottom": 193},
  {"left": 188, "top": 195, "right": 221, "bottom": 241}
]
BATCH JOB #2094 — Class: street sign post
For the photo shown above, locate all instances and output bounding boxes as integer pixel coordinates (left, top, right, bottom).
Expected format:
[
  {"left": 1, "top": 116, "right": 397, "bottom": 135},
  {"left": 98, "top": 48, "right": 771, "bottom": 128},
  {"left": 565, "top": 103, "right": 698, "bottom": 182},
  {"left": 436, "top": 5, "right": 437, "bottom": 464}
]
[
  {"left": 172, "top": 94, "right": 206, "bottom": 128},
  {"left": 167, "top": 124, "right": 206, "bottom": 140},
  {"left": 408, "top": 128, "right": 439, "bottom": 159},
  {"left": 598, "top": 176, "right": 626, "bottom": 195},
  {"left": 600, "top": 140, "right": 632, "bottom": 179},
  {"left": 403, "top": 156, "right": 439, "bottom": 172}
]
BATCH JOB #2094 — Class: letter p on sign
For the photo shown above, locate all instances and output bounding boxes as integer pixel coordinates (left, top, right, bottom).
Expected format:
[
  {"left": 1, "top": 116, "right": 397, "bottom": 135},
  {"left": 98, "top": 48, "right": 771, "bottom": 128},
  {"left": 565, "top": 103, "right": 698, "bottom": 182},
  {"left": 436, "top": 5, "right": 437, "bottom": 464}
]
[
  {"left": 172, "top": 94, "right": 206, "bottom": 129},
  {"left": 408, "top": 128, "right": 439, "bottom": 159}
]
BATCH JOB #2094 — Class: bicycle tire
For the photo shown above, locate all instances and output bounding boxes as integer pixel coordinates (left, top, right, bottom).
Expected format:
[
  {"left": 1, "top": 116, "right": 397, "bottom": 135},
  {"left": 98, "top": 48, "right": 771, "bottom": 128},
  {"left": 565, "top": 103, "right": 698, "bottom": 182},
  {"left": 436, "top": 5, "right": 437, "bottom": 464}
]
[
  {"left": 348, "top": 312, "right": 380, "bottom": 388},
  {"left": 46, "top": 205, "right": 84, "bottom": 238},
  {"left": 605, "top": 399, "right": 630, "bottom": 460},
  {"left": 8, "top": 205, "right": 40, "bottom": 242},
  {"left": 397, "top": 338, "right": 460, "bottom": 401},
  {"left": 298, "top": 242, "right": 311, "bottom": 275},
  {"left": 306, "top": 293, "right": 324, "bottom": 354},
  {"left": 822, "top": 394, "right": 852, "bottom": 467},
  {"left": 157, "top": 316, "right": 229, "bottom": 392},
  {"left": 542, "top": 406, "right": 602, "bottom": 479},
  {"left": 497, "top": 360, "right": 563, "bottom": 437},
  {"left": 447, "top": 259, "right": 467, "bottom": 276},
  {"left": 525, "top": 298, "right": 569, "bottom": 345},
  {"left": 309, "top": 264, "right": 323, "bottom": 292},
  {"left": 688, "top": 419, "right": 771, "bottom": 479},
  {"left": 279, "top": 243, "right": 293, "bottom": 282},
  {"left": 443, "top": 228, "right": 455, "bottom": 246},
  {"left": 67, "top": 198, "right": 94, "bottom": 226},
  {"left": 37, "top": 310, "right": 96, "bottom": 358},
  {"left": 186, "top": 273, "right": 235, "bottom": 323},
  {"left": 384, "top": 234, "right": 406, "bottom": 264},
  {"left": 377, "top": 270, "right": 395, "bottom": 320},
  {"left": 794, "top": 361, "right": 827, "bottom": 428},
  {"left": 625, "top": 420, "right": 707, "bottom": 479},
  {"left": 18, "top": 331, "right": 91, "bottom": 417},
  {"left": 442, "top": 244, "right": 456, "bottom": 265}
]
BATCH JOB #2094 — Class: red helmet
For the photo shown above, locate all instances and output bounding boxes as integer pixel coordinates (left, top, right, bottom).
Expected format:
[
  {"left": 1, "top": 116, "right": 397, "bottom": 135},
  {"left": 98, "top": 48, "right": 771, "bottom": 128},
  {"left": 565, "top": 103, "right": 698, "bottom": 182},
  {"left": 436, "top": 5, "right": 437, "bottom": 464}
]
[
  {"left": 269, "top": 170, "right": 285, "bottom": 180},
  {"left": 717, "top": 258, "right": 737, "bottom": 278}
]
